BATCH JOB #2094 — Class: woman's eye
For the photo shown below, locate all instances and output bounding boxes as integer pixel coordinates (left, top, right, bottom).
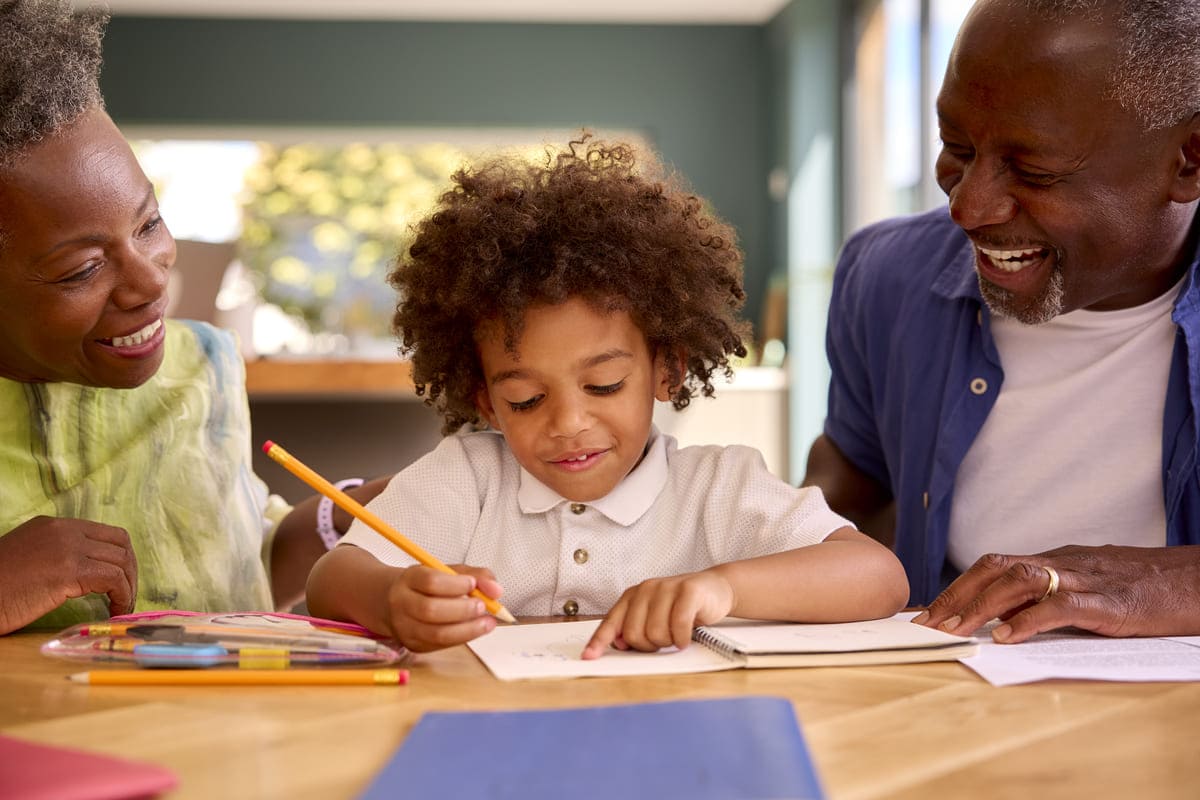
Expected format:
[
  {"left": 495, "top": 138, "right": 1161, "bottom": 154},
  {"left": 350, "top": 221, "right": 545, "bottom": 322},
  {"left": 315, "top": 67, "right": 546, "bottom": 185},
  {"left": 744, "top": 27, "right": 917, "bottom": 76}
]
[
  {"left": 507, "top": 395, "right": 543, "bottom": 412},
  {"left": 59, "top": 261, "right": 102, "bottom": 283},
  {"left": 588, "top": 380, "right": 625, "bottom": 396}
]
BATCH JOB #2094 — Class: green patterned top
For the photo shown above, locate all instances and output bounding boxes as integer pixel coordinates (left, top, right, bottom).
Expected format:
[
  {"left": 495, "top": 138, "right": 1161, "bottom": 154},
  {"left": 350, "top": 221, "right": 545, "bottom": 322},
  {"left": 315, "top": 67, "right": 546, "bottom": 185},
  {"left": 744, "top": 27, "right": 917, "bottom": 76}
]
[{"left": 0, "top": 320, "right": 280, "bottom": 629}]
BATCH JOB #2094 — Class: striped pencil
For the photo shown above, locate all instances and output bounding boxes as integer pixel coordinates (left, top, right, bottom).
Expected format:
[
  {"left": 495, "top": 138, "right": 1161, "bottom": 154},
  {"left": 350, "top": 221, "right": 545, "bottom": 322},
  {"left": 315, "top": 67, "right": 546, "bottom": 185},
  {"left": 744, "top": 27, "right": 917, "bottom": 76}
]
[{"left": 261, "top": 440, "right": 516, "bottom": 624}]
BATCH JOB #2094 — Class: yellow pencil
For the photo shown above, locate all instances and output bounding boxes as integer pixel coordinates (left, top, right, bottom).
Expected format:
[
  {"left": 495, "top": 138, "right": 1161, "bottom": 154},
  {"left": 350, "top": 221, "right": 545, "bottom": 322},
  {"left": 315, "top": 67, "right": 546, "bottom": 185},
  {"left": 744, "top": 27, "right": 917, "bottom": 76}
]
[
  {"left": 69, "top": 669, "right": 408, "bottom": 686},
  {"left": 262, "top": 440, "right": 517, "bottom": 624}
]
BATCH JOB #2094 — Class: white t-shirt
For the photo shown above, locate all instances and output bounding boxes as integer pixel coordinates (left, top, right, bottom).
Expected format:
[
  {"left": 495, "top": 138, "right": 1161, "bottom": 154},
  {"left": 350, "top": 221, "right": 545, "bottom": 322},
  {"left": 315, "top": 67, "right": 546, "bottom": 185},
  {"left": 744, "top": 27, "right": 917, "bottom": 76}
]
[
  {"left": 947, "top": 283, "right": 1179, "bottom": 571},
  {"left": 341, "top": 427, "right": 852, "bottom": 616}
]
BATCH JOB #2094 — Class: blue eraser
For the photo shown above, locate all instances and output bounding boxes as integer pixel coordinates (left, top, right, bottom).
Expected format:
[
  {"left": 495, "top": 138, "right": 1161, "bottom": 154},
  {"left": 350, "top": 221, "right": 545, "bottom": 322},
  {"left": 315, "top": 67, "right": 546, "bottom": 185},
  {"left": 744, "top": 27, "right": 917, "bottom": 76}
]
[{"left": 133, "top": 643, "right": 228, "bottom": 668}]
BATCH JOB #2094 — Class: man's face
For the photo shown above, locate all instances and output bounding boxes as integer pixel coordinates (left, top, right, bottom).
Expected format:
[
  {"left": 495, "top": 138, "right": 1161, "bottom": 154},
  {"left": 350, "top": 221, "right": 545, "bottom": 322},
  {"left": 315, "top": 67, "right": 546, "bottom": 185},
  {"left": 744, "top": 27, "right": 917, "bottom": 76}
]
[
  {"left": 934, "top": 1, "right": 1197, "bottom": 323},
  {"left": 0, "top": 107, "right": 175, "bottom": 386}
]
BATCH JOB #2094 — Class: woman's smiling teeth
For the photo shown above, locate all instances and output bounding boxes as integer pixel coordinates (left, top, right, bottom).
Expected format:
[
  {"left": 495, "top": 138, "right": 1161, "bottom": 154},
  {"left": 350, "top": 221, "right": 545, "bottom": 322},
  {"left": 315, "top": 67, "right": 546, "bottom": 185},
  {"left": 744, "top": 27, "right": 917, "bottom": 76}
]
[
  {"left": 979, "top": 246, "right": 1047, "bottom": 273},
  {"left": 104, "top": 319, "right": 162, "bottom": 348}
]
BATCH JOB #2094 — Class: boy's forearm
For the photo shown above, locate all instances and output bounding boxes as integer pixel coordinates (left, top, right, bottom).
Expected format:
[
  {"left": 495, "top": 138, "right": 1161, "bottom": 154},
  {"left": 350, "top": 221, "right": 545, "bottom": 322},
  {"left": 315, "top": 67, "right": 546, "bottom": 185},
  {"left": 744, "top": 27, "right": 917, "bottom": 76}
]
[
  {"left": 710, "top": 528, "right": 908, "bottom": 622},
  {"left": 269, "top": 478, "right": 391, "bottom": 611},
  {"left": 306, "top": 545, "right": 400, "bottom": 637}
]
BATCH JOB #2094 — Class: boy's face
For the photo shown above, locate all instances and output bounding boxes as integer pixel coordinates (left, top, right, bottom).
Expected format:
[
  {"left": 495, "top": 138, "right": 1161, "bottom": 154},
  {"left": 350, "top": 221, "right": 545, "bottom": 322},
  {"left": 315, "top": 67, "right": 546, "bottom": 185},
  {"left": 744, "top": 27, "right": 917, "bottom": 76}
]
[{"left": 475, "top": 297, "right": 672, "bottom": 502}]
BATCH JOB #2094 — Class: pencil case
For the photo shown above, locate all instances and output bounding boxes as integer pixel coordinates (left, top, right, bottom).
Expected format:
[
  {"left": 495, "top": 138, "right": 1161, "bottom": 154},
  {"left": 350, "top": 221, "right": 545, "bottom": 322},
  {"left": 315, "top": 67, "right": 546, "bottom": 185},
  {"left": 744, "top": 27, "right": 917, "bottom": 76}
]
[{"left": 41, "top": 610, "right": 407, "bottom": 669}]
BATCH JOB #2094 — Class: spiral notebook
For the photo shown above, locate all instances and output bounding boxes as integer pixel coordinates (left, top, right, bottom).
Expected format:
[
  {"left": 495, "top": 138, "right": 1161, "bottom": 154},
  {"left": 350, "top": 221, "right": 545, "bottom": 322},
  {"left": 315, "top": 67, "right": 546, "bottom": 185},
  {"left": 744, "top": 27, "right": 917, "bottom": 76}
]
[{"left": 467, "top": 613, "right": 977, "bottom": 680}]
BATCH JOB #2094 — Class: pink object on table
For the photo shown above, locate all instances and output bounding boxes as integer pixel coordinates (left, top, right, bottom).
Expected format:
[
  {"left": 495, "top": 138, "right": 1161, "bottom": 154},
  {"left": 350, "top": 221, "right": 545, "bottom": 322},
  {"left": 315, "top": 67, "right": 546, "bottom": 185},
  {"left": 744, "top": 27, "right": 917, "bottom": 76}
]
[{"left": 0, "top": 735, "right": 177, "bottom": 800}]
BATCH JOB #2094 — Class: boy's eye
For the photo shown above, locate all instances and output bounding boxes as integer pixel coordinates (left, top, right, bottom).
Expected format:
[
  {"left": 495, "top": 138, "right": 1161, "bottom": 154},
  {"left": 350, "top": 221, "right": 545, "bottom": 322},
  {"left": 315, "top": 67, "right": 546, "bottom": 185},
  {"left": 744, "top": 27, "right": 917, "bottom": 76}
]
[
  {"left": 587, "top": 380, "right": 625, "bottom": 395},
  {"left": 507, "top": 395, "right": 543, "bottom": 412}
]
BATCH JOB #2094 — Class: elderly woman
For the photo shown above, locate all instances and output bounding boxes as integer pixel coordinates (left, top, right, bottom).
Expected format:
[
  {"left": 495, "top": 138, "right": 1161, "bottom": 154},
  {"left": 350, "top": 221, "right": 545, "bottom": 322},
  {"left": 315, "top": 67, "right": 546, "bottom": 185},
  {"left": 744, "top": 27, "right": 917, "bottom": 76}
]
[{"left": 0, "top": 0, "right": 385, "bottom": 634}]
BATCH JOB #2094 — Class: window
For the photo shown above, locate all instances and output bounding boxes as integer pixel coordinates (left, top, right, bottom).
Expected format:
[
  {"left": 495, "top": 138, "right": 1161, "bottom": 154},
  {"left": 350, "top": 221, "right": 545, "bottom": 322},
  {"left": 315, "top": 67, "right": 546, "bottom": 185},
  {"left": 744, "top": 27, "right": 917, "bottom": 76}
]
[
  {"left": 846, "top": 0, "right": 974, "bottom": 231},
  {"left": 130, "top": 128, "right": 647, "bottom": 357}
]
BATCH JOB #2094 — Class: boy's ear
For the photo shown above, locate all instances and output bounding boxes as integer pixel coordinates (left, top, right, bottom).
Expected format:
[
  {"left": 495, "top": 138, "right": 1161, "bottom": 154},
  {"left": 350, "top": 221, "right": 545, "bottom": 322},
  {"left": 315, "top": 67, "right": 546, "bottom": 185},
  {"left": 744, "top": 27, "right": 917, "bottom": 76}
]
[
  {"left": 1168, "top": 113, "right": 1200, "bottom": 203},
  {"left": 653, "top": 349, "right": 683, "bottom": 402},
  {"left": 475, "top": 386, "right": 502, "bottom": 430}
]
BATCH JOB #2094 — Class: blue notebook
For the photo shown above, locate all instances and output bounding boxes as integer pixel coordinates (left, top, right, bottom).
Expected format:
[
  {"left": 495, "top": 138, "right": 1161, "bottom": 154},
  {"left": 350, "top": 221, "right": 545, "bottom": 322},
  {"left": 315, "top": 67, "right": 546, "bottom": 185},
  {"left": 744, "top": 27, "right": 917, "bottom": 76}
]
[{"left": 359, "top": 696, "right": 824, "bottom": 799}]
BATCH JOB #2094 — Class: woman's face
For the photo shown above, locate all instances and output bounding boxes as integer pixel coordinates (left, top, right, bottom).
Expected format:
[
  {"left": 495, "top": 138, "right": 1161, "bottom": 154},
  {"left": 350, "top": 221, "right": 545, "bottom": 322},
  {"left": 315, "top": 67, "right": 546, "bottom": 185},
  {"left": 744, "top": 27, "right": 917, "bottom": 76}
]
[{"left": 0, "top": 107, "right": 175, "bottom": 387}]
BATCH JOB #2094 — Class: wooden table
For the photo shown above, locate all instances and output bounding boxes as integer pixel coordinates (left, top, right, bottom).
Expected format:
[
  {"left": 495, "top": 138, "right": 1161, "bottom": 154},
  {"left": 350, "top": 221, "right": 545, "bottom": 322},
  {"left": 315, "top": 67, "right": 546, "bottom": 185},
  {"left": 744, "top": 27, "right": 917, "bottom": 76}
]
[{"left": 2, "top": 631, "right": 1197, "bottom": 799}]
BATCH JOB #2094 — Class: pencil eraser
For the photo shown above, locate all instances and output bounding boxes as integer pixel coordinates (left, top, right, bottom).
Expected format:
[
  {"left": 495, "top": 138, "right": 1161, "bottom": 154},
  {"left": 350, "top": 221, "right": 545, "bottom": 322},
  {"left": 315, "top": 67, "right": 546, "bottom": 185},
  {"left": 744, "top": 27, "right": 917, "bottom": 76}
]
[{"left": 262, "top": 440, "right": 275, "bottom": 453}]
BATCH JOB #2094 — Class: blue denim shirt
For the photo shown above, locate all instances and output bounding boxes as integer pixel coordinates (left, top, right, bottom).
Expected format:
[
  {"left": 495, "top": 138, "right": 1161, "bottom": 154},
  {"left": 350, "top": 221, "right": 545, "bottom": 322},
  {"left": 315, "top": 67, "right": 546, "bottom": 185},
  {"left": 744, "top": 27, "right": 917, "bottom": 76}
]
[{"left": 824, "top": 207, "right": 1200, "bottom": 605}]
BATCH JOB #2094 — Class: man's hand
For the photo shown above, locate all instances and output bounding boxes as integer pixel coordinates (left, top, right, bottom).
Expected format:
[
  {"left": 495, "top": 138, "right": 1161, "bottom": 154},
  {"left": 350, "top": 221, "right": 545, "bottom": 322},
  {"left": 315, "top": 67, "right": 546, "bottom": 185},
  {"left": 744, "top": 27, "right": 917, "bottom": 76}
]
[
  {"left": 913, "top": 545, "right": 1200, "bottom": 643},
  {"left": 0, "top": 516, "right": 138, "bottom": 635},
  {"left": 581, "top": 570, "right": 735, "bottom": 659}
]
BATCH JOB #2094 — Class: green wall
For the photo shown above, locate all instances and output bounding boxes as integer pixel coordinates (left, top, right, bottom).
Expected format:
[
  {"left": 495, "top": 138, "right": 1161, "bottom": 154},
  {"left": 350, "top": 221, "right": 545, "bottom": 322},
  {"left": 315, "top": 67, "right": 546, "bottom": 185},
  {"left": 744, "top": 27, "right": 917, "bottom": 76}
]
[{"left": 99, "top": 17, "right": 774, "bottom": 328}]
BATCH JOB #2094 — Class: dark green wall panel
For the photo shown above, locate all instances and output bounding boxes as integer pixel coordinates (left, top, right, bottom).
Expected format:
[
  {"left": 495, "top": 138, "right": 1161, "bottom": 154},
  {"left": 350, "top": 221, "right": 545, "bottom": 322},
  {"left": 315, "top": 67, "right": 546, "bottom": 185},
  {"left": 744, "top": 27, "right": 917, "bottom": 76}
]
[{"left": 100, "top": 17, "right": 773, "bottom": 328}]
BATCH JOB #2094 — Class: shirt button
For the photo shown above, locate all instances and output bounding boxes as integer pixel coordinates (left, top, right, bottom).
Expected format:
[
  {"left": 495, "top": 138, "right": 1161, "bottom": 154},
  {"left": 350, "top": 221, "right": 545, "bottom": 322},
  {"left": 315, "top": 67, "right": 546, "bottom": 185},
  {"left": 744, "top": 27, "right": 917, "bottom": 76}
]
[
  {"left": 573, "top": 548, "right": 589, "bottom": 565},
  {"left": 570, "top": 503, "right": 586, "bottom": 515},
  {"left": 562, "top": 599, "right": 579, "bottom": 616},
  {"left": 969, "top": 378, "right": 988, "bottom": 395}
]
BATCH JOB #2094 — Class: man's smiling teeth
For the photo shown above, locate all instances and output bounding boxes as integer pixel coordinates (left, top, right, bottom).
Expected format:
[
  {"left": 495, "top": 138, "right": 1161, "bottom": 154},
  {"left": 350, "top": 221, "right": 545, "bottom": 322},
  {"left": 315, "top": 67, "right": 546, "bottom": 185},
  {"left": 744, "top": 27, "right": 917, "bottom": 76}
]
[
  {"left": 978, "top": 246, "right": 1046, "bottom": 273},
  {"left": 108, "top": 319, "right": 162, "bottom": 348},
  {"left": 562, "top": 454, "right": 591, "bottom": 462}
]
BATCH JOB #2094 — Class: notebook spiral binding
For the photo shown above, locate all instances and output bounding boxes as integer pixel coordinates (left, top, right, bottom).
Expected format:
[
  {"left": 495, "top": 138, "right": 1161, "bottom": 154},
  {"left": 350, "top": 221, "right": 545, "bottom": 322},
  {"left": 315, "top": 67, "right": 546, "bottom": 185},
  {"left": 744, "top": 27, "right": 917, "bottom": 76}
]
[{"left": 691, "top": 627, "right": 740, "bottom": 661}]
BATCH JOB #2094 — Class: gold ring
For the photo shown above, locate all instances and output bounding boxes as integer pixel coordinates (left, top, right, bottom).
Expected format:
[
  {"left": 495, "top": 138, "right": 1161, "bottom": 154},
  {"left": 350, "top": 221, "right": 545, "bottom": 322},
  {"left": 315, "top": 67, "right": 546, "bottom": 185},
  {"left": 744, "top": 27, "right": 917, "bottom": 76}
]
[{"left": 1038, "top": 565, "right": 1060, "bottom": 603}]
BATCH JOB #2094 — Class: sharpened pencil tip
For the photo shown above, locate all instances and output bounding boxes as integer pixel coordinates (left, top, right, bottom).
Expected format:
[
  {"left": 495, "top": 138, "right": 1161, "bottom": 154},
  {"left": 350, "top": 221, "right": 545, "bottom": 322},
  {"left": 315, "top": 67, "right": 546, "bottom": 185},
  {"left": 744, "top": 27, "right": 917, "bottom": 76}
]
[
  {"left": 496, "top": 607, "right": 518, "bottom": 624},
  {"left": 67, "top": 673, "right": 88, "bottom": 683}
]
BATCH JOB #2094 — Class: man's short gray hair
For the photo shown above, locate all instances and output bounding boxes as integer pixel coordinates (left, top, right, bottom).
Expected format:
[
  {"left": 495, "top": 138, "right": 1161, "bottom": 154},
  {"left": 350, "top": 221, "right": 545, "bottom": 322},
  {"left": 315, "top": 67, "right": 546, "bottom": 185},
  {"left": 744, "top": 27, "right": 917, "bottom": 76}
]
[{"left": 1017, "top": 0, "right": 1200, "bottom": 129}]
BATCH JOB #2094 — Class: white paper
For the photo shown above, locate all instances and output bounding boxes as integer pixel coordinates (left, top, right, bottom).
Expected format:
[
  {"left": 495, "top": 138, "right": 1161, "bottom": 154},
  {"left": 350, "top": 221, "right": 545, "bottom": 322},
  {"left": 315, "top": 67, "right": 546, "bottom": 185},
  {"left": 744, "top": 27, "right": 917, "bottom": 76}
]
[
  {"left": 959, "top": 623, "right": 1200, "bottom": 686},
  {"left": 466, "top": 619, "right": 737, "bottom": 680}
]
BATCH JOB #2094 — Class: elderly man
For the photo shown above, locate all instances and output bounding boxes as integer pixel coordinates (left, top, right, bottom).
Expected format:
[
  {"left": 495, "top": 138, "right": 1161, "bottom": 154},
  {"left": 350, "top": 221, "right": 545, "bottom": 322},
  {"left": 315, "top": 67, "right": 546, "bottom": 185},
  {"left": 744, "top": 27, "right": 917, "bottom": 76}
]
[{"left": 804, "top": 0, "right": 1200, "bottom": 643}]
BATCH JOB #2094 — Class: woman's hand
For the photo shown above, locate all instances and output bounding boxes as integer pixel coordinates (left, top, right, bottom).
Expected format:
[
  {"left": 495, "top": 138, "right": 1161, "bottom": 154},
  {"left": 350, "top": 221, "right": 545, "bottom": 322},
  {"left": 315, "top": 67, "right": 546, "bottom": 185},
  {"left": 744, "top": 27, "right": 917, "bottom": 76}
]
[
  {"left": 0, "top": 516, "right": 138, "bottom": 634},
  {"left": 913, "top": 544, "right": 1200, "bottom": 643},
  {"left": 581, "top": 570, "right": 735, "bottom": 659}
]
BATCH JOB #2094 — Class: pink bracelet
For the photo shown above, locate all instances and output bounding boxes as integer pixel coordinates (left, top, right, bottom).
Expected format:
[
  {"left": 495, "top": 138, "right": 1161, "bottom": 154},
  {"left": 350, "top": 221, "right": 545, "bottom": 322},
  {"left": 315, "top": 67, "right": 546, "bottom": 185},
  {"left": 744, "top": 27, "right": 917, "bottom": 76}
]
[{"left": 315, "top": 478, "right": 365, "bottom": 550}]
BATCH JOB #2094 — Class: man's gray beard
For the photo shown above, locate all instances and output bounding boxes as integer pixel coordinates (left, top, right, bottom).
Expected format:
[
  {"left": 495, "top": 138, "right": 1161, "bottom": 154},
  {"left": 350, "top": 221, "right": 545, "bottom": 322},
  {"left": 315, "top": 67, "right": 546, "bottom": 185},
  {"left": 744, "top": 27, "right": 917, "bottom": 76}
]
[{"left": 978, "top": 265, "right": 1065, "bottom": 325}]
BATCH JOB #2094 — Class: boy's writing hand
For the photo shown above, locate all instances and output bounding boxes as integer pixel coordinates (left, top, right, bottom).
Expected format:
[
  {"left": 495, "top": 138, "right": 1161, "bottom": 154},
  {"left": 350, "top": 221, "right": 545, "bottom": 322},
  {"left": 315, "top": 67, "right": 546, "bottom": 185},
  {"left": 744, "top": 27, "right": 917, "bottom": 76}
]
[
  {"left": 386, "top": 564, "right": 504, "bottom": 652},
  {"left": 580, "top": 569, "right": 735, "bottom": 659}
]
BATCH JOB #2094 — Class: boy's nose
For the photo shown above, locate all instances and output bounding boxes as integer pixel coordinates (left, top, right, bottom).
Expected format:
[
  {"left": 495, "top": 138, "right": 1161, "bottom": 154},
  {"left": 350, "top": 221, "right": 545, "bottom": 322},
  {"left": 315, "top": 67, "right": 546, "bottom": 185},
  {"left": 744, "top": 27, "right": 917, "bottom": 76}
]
[{"left": 548, "top": 398, "right": 590, "bottom": 438}]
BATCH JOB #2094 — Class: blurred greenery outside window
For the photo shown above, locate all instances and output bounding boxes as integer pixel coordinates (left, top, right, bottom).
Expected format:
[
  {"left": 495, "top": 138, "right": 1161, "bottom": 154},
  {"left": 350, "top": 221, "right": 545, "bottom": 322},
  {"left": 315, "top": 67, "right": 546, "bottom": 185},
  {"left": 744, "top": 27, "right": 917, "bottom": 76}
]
[{"left": 130, "top": 130, "right": 642, "bottom": 358}]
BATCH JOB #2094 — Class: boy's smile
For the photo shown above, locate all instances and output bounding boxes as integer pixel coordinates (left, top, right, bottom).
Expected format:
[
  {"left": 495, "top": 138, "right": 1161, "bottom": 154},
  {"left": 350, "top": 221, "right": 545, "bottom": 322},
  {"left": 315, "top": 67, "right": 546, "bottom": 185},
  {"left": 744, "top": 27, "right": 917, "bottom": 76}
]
[{"left": 474, "top": 297, "right": 672, "bottom": 502}]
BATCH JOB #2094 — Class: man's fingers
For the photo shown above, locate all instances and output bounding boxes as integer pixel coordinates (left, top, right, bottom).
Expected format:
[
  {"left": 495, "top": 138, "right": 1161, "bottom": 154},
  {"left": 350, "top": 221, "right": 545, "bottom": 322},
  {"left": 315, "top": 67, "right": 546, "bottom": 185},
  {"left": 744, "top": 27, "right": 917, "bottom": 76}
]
[
  {"left": 941, "top": 561, "right": 1056, "bottom": 635},
  {"left": 917, "top": 553, "right": 1031, "bottom": 629}
]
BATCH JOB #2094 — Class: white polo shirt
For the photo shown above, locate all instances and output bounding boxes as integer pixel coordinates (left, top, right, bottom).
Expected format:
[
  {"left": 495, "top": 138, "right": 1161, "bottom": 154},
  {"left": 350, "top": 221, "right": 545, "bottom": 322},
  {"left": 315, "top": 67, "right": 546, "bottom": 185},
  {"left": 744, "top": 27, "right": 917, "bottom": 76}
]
[{"left": 341, "top": 427, "right": 851, "bottom": 616}]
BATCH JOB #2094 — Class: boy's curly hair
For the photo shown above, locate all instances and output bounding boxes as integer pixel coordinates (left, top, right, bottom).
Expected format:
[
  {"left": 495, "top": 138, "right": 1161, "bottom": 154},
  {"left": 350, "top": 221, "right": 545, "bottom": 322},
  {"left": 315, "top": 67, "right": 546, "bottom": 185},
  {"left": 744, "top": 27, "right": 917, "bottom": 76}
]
[
  {"left": 0, "top": 0, "right": 107, "bottom": 166},
  {"left": 390, "top": 136, "right": 750, "bottom": 434}
]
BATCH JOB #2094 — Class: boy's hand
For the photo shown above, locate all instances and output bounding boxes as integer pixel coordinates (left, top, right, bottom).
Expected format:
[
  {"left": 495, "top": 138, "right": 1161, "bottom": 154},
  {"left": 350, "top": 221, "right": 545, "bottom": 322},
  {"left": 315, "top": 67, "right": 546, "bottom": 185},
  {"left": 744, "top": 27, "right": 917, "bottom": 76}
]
[
  {"left": 385, "top": 564, "right": 504, "bottom": 652},
  {"left": 581, "top": 570, "right": 735, "bottom": 659}
]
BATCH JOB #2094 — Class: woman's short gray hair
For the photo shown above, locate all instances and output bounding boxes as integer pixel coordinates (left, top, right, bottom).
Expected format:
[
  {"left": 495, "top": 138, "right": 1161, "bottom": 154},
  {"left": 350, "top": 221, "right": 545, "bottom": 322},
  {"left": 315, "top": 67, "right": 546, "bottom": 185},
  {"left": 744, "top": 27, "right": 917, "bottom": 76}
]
[{"left": 0, "top": 0, "right": 109, "bottom": 166}]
